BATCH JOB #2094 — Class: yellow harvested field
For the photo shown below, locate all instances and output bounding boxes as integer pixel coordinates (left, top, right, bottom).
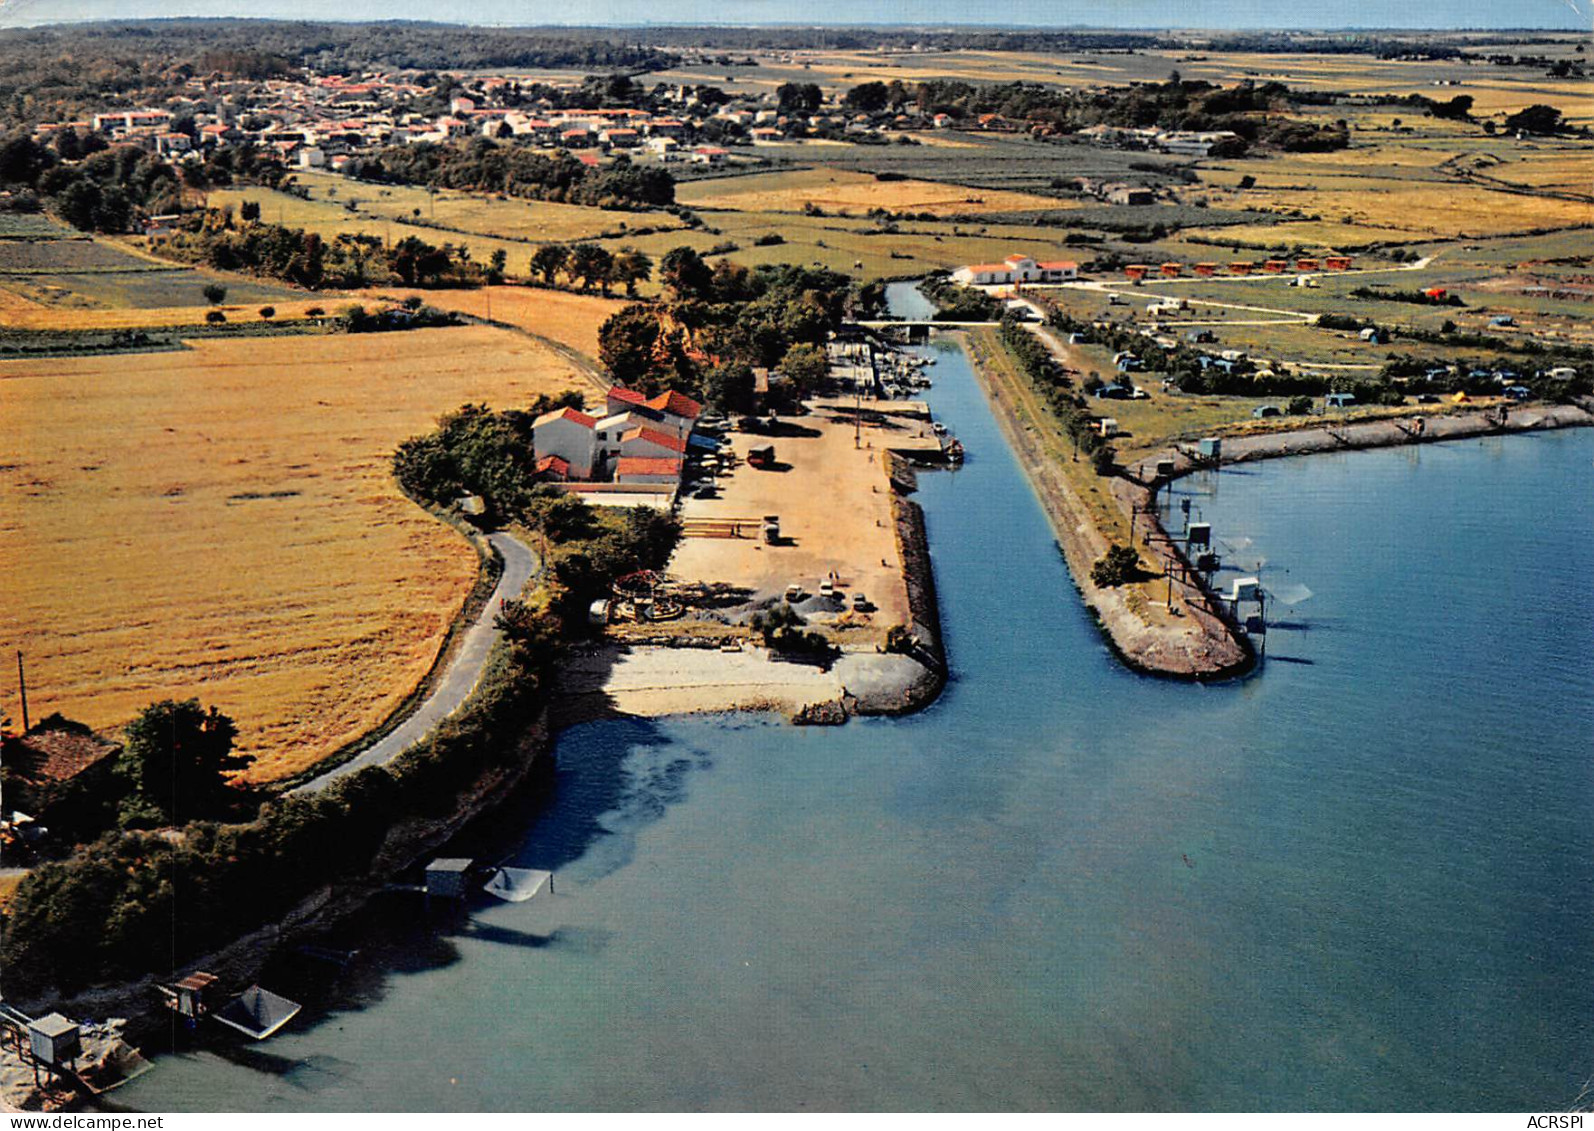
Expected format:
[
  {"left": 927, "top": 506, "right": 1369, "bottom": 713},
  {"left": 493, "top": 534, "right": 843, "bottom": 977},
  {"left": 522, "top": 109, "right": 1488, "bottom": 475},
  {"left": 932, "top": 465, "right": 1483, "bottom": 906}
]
[
  {"left": 0, "top": 297, "right": 334, "bottom": 331},
  {"left": 213, "top": 173, "right": 681, "bottom": 254},
  {"left": 0, "top": 326, "right": 586, "bottom": 782},
  {"left": 1199, "top": 171, "right": 1593, "bottom": 238},
  {"left": 676, "top": 167, "right": 1069, "bottom": 216},
  {"left": 359, "top": 285, "right": 625, "bottom": 364}
]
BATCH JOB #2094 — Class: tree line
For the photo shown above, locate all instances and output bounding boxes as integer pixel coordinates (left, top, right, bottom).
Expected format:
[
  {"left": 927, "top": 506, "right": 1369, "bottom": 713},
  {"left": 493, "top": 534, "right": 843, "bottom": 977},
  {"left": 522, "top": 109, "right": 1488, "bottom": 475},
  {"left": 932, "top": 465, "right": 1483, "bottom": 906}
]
[
  {"left": 595, "top": 247, "right": 873, "bottom": 414},
  {"left": 345, "top": 140, "right": 675, "bottom": 211}
]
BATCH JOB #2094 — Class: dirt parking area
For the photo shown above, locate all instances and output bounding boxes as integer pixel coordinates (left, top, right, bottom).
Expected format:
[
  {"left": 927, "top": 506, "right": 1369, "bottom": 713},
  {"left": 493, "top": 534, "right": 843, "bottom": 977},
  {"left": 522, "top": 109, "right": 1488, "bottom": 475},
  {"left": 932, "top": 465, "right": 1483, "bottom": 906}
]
[{"left": 669, "top": 409, "right": 920, "bottom": 632}]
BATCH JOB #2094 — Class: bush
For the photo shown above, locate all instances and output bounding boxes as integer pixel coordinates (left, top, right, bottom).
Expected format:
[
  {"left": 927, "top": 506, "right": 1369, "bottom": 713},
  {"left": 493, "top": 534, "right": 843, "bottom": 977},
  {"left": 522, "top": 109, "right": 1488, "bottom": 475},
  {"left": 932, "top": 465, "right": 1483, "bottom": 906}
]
[
  {"left": 1287, "top": 395, "right": 1314, "bottom": 416},
  {"left": 202, "top": 283, "right": 227, "bottom": 305},
  {"left": 258, "top": 306, "right": 275, "bottom": 320},
  {"left": 205, "top": 309, "right": 226, "bottom": 324},
  {"left": 1091, "top": 544, "right": 1143, "bottom": 588}
]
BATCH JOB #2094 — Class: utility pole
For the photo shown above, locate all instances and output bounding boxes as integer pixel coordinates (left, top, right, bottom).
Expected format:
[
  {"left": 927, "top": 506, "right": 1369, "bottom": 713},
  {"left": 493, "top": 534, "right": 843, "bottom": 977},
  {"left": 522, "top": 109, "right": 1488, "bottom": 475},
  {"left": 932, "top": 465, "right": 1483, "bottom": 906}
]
[{"left": 16, "top": 651, "right": 29, "bottom": 732}]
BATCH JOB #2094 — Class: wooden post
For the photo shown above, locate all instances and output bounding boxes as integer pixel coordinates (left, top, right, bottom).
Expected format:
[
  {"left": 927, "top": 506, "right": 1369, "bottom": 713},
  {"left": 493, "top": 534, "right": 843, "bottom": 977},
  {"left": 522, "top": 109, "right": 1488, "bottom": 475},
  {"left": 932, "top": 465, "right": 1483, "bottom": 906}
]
[{"left": 16, "top": 651, "right": 28, "bottom": 732}]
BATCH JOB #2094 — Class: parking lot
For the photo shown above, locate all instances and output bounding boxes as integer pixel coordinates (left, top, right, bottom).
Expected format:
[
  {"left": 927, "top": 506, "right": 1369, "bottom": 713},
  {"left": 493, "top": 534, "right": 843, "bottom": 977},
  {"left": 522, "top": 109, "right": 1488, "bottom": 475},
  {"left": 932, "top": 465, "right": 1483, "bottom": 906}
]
[{"left": 669, "top": 409, "right": 915, "bottom": 634}]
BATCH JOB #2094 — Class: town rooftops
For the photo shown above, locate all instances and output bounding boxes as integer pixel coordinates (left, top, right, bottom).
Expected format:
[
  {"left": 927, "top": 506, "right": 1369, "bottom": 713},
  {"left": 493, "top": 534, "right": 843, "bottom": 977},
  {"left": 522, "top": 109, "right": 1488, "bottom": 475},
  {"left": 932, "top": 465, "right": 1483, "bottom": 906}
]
[
  {"left": 964, "top": 263, "right": 1011, "bottom": 274},
  {"left": 532, "top": 406, "right": 597, "bottom": 429},
  {"left": 615, "top": 456, "right": 685, "bottom": 477},
  {"left": 534, "top": 454, "right": 571, "bottom": 477},
  {"left": 1037, "top": 260, "right": 1079, "bottom": 271},
  {"left": 621, "top": 426, "right": 688, "bottom": 454}
]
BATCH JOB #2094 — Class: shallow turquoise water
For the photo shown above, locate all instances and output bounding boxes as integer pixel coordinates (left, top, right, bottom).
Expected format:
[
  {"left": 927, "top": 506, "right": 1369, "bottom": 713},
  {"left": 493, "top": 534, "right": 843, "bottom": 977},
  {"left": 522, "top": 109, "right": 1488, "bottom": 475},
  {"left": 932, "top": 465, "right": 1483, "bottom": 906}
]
[{"left": 122, "top": 321, "right": 1594, "bottom": 1112}]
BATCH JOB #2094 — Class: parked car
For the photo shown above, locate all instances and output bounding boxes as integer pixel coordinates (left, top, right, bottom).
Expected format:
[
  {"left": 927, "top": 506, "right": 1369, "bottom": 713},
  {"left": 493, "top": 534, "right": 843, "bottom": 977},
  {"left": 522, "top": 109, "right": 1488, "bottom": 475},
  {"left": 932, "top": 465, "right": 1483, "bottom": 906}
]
[
  {"left": 785, "top": 584, "right": 805, "bottom": 603},
  {"left": 852, "top": 593, "right": 872, "bottom": 612}
]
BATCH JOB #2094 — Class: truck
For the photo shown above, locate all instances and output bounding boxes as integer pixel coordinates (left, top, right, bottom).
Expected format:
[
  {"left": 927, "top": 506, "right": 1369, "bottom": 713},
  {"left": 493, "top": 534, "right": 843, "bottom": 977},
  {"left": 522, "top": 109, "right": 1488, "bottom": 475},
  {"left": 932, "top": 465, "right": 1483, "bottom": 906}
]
[{"left": 747, "top": 444, "right": 776, "bottom": 469}]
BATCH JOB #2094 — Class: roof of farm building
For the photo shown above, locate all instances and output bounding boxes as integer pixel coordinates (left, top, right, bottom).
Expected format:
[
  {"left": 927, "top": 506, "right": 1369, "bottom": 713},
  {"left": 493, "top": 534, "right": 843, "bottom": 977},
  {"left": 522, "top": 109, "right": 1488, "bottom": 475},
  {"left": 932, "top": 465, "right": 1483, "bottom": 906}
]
[
  {"left": 533, "top": 406, "right": 597, "bottom": 429},
  {"left": 621, "top": 427, "right": 688, "bottom": 454},
  {"left": 615, "top": 456, "right": 684, "bottom": 477},
  {"left": 4, "top": 722, "right": 119, "bottom": 786},
  {"left": 647, "top": 390, "right": 703, "bottom": 420}
]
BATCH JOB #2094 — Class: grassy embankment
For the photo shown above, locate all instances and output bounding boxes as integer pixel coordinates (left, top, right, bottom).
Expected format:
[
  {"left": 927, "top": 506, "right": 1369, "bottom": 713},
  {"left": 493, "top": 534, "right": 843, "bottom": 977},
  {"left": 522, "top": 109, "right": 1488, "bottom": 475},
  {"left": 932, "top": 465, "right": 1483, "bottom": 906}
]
[{"left": 964, "top": 326, "right": 1172, "bottom": 630}]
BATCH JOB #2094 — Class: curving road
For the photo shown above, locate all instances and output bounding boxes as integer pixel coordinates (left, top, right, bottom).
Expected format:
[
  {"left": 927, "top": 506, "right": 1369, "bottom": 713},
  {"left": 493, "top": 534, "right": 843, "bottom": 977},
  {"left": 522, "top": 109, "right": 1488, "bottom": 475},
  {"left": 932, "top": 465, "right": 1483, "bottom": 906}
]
[{"left": 293, "top": 531, "right": 539, "bottom": 795}]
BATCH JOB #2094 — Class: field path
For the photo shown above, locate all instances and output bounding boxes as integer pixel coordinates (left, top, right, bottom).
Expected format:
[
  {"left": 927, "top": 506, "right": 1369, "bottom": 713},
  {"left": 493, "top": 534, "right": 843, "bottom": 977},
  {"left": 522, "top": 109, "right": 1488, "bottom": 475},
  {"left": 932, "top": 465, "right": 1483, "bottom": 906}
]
[{"left": 293, "top": 531, "right": 539, "bottom": 795}]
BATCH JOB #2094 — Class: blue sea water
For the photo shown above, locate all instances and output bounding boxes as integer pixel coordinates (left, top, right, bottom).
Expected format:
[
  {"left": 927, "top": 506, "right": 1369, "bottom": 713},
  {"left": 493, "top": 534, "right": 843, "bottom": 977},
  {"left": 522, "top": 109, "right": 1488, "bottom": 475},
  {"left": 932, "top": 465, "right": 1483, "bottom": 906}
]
[{"left": 121, "top": 299, "right": 1594, "bottom": 1111}]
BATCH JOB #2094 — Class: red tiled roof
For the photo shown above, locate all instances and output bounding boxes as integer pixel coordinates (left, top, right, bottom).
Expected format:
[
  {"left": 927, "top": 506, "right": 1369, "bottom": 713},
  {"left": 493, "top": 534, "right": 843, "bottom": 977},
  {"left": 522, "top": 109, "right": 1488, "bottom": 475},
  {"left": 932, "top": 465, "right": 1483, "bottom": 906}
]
[
  {"left": 1037, "top": 261, "right": 1078, "bottom": 270},
  {"left": 535, "top": 454, "right": 571, "bottom": 476},
  {"left": 620, "top": 427, "right": 687, "bottom": 454},
  {"left": 607, "top": 386, "right": 649, "bottom": 406},
  {"left": 533, "top": 406, "right": 596, "bottom": 429},
  {"left": 615, "top": 456, "right": 683, "bottom": 477},
  {"left": 962, "top": 263, "right": 1010, "bottom": 274},
  {"left": 646, "top": 390, "right": 702, "bottom": 420}
]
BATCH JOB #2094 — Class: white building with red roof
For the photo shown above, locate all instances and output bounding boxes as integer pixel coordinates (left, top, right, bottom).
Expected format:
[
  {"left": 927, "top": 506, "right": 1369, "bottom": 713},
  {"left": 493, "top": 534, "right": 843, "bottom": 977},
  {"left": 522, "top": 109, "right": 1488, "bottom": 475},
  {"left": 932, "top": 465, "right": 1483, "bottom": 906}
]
[
  {"left": 619, "top": 426, "right": 688, "bottom": 462},
  {"left": 604, "top": 387, "right": 702, "bottom": 442},
  {"left": 951, "top": 253, "right": 1078, "bottom": 287},
  {"left": 532, "top": 406, "right": 598, "bottom": 480}
]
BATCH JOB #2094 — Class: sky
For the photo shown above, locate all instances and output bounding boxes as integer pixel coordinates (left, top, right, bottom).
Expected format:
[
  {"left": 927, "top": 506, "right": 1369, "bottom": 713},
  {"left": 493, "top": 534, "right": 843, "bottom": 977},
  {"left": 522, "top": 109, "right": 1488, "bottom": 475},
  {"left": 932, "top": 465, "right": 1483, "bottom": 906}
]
[{"left": 0, "top": 0, "right": 1587, "bottom": 29}]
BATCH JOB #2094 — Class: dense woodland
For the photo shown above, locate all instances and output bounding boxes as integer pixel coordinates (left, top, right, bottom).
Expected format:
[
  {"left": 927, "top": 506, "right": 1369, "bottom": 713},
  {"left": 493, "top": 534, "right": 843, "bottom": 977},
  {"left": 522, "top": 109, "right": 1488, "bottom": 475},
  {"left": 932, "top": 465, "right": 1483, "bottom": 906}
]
[
  {"left": 0, "top": 132, "right": 286, "bottom": 231},
  {"left": 345, "top": 141, "right": 675, "bottom": 209},
  {"left": 595, "top": 250, "right": 877, "bottom": 413}
]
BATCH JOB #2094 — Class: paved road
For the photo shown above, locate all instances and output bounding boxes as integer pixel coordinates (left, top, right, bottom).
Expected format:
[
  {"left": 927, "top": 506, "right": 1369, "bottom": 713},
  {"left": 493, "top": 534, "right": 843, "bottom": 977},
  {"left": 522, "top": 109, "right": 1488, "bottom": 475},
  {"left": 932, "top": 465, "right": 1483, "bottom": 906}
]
[{"left": 293, "top": 531, "right": 540, "bottom": 795}]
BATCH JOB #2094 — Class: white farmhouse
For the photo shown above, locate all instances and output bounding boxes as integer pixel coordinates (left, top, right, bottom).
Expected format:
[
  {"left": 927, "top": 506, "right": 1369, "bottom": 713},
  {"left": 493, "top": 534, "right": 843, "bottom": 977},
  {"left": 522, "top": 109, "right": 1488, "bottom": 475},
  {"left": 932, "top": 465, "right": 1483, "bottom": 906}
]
[
  {"left": 950, "top": 253, "right": 1078, "bottom": 286},
  {"left": 531, "top": 406, "right": 598, "bottom": 480}
]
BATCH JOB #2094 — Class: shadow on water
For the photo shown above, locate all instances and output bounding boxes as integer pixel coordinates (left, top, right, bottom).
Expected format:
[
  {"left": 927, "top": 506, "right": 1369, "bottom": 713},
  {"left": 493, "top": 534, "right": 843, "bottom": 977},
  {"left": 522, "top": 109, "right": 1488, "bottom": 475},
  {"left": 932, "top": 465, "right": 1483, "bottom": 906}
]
[
  {"left": 219, "top": 693, "right": 715, "bottom": 1054},
  {"left": 1265, "top": 655, "right": 1316, "bottom": 666}
]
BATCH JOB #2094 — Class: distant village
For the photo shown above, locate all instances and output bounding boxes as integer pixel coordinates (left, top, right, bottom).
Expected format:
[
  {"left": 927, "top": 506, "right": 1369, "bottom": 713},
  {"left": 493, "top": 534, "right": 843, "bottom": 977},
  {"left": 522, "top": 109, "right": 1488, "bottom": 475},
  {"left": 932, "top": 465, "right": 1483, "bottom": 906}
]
[{"left": 28, "top": 66, "right": 1246, "bottom": 182}]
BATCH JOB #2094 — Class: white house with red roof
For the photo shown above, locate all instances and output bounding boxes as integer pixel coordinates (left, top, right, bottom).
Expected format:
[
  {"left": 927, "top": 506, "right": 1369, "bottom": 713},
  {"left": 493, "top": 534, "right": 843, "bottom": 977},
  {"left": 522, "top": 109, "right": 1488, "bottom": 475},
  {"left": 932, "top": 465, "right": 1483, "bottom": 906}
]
[
  {"left": 604, "top": 386, "right": 702, "bottom": 442},
  {"left": 619, "top": 426, "right": 688, "bottom": 463},
  {"left": 534, "top": 388, "right": 701, "bottom": 485},
  {"left": 951, "top": 253, "right": 1078, "bottom": 287},
  {"left": 532, "top": 406, "right": 598, "bottom": 480}
]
